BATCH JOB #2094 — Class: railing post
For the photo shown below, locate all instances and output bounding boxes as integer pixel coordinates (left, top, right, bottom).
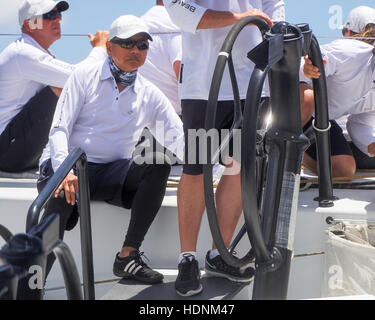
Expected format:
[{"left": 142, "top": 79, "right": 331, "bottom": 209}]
[{"left": 76, "top": 154, "right": 95, "bottom": 300}]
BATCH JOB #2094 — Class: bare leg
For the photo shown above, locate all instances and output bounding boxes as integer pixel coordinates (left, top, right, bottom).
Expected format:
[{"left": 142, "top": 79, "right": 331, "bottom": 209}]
[
  {"left": 177, "top": 173, "right": 206, "bottom": 252},
  {"left": 300, "top": 82, "right": 315, "bottom": 127},
  {"left": 212, "top": 161, "right": 242, "bottom": 250},
  {"left": 119, "top": 246, "right": 138, "bottom": 258},
  {"left": 303, "top": 153, "right": 356, "bottom": 177}
]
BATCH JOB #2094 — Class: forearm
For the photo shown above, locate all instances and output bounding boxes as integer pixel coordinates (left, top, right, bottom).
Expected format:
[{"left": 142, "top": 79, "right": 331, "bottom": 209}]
[
  {"left": 197, "top": 9, "right": 242, "bottom": 29},
  {"left": 197, "top": 8, "right": 273, "bottom": 29}
]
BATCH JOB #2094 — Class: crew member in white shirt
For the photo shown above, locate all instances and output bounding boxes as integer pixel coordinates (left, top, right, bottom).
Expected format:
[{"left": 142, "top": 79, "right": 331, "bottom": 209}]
[
  {"left": 140, "top": 0, "right": 182, "bottom": 115},
  {"left": 300, "top": 6, "right": 375, "bottom": 177},
  {"left": 0, "top": 0, "right": 108, "bottom": 173},
  {"left": 38, "top": 15, "right": 183, "bottom": 284},
  {"left": 164, "top": 0, "right": 285, "bottom": 297}
]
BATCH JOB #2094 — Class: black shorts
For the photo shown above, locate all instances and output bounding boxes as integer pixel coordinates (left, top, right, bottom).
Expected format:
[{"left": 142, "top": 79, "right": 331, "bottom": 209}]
[
  {"left": 181, "top": 99, "right": 244, "bottom": 175},
  {"left": 304, "top": 118, "right": 353, "bottom": 160}
]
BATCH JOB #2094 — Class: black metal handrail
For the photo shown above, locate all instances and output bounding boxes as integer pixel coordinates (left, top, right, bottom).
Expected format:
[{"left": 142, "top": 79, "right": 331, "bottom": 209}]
[
  {"left": 0, "top": 225, "right": 13, "bottom": 243},
  {"left": 26, "top": 147, "right": 95, "bottom": 300}
]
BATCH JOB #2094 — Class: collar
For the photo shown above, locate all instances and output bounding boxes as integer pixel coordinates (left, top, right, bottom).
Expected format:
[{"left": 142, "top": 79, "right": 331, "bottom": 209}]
[
  {"left": 100, "top": 57, "right": 141, "bottom": 93},
  {"left": 21, "top": 33, "right": 54, "bottom": 57}
]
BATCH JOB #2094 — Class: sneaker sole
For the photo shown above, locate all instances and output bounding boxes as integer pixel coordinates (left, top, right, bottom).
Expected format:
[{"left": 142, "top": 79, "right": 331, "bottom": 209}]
[
  {"left": 175, "top": 284, "right": 203, "bottom": 297},
  {"left": 114, "top": 270, "right": 164, "bottom": 284},
  {"left": 204, "top": 267, "right": 254, "bottom": 283}
]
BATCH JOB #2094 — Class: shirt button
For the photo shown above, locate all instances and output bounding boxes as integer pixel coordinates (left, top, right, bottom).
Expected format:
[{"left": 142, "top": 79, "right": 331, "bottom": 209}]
[{"left": 116, "top": 97, "right": 119, "bottom": 101}]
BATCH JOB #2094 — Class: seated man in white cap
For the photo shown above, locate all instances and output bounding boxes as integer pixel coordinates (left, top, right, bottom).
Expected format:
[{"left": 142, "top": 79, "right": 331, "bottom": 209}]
[
  {"left": 38, "top": 15, "right": 184, "bottom": 284},
  {"left": 300, "top": 5, "right": 375, "bottom": 176},
  {"left": 0, "top": 0, "right": 108, "bottom": 173}
]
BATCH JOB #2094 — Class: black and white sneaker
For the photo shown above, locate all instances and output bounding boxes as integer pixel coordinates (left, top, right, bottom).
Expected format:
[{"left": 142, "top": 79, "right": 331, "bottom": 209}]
[
  {"left": 205, "top": 251, "right": 254, "bottom": 282},
  {"left": 175, "top": 254, "right": 203, "bottom": 297},
  {"left": 113, "top": 250, "right": 163, "bottom": 284}
]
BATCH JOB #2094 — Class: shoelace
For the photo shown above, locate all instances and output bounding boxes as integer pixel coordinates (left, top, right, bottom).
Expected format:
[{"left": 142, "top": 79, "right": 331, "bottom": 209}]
[
  {"left": 211, "top": 255, "right": 248, "bottom": 275},
  {"left": 179, "top": 254, "right": 198, "bottom": 280},
  {"left": 133, "top": 251, "right": 151, "bottom": 267}
]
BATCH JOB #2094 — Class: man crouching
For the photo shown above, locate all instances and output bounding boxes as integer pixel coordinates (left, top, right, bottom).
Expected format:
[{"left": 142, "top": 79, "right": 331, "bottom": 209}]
[{"left": 38, "top": 15, "right": 183, "bottom": 284}]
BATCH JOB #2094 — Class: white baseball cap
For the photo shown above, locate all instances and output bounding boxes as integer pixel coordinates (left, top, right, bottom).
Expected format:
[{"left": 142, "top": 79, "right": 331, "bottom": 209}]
[
  {"left": 18, "top": 0, "right": 69, "bottom": 26},
  {"left": 344, "top": 6, "right": 375, "bottom": 33},
  {"left": 109, "top": 15, "right": 152, "bottom": 41}
]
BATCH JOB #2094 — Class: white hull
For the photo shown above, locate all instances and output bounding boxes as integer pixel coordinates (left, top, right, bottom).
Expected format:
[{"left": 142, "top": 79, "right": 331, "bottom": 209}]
[{"left": 1, "top": 171, "right": 375, "bottom": 300}]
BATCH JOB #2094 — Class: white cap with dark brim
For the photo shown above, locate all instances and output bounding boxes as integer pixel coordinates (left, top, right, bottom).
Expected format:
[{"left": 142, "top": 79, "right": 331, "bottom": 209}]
[
  {"left": 109, "top": 15, "right": 153, "bottom": 41},
  {"left": 19, "top": 0, "right": 69, "bottom": 26},
  {"left": 344, "top": 6, "right": 375, "bottom": 33}
]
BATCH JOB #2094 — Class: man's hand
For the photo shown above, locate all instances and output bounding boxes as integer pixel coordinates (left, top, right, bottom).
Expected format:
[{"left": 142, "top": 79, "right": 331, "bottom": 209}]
[
  {"left": 239, "top": 9, "right": 273, "bottom": 28},
  {"left": 55, "top": 173, "right": 78, "bottom": 206},
  {"left": 88, "top": 31, "right": 109, "bottom": 49},
  {"left": 303, "top": 55, "right": 327, "bottom": 79},
  {"left": 368, "top": 142, "right": 375, "bottom": 157}
]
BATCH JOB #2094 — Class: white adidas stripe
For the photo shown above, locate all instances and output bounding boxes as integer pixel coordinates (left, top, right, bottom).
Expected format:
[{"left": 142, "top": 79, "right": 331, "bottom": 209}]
[
  {"left": 132, "top": 265, "right": 143, "bottom": 275},
  {"left": 124, "top": 259, "right": 143, "bottom": 275},
  {"left": 124, "top": 260, "right": 135, "bottom": 273},
  {"left": 128, "top": 263, "right": 138, "bottom": 274}
]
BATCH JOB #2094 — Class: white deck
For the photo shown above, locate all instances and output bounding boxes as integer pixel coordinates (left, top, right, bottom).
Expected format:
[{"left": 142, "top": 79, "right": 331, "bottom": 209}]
[{"left": 1, "top": 170, "right": 375, "bottom": 300}]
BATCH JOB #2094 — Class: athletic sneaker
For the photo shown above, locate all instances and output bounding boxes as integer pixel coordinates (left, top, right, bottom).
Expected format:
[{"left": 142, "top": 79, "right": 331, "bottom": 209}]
[
  {"left": 175, "top": 254, "right": 203, "bottom": 297},
  {"left": 205, "top": 251, "right": 254, "bottom": 282},
  {"left": 113, "top": 250, "right": 163, "bottom": 284}
]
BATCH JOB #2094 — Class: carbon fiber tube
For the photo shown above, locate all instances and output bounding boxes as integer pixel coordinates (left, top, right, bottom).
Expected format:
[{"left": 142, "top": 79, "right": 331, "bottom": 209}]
[{"left": 309, "top": 35, "right": 336, "bottom": 207}]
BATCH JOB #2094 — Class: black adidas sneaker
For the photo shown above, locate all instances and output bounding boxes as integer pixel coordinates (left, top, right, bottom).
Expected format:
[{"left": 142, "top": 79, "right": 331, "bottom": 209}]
[{"left": 113, "top": 250, "right": 163, "bottom": 284}]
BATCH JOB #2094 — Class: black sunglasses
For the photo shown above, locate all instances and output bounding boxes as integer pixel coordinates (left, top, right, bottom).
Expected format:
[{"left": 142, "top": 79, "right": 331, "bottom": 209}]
[
  {"left": 43, "top": 9, "right": 62, "bottom": 20},
  {"left": 111, "top": 38, "right": 149, "bottom": 51}
]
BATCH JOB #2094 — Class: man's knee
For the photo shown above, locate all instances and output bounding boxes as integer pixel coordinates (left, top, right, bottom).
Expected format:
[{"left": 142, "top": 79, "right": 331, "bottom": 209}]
[
  {"left": 300, "top": 83, "right": 315, "bottom": 125},
  {"left": 49, "top": 86, "right": 63, "bottom": 97},
  {"left": 331, "top": 155, "right": 356, "bottom": 177}
]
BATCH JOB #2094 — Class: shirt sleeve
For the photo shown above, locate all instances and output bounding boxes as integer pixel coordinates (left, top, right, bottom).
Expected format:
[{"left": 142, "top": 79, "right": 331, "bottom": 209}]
[
  {"left": 168, "top": 34, "right": 182, "bottom": 66},
  {"left": 16, "top": 46, "right": 107, "bottom": 88},
  {"left": 49, "top": 68, "right": 86, "bottom": 172},
  {"left": 262, "top": 0, "right": 285, "bottom": 22},
  {"left": 163, "top": 0, "right": 207, "bottom": 34},
  {"left": 146, "top": 86, "right": 184, "bottom": 162},
  {"left": 347, "top": 110, "right": 375, "bottom": 156}
]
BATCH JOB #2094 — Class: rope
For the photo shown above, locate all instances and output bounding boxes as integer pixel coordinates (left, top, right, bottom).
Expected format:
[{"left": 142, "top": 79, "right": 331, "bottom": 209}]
[
  {"left": 0, "top": 31, "right": 181, "bottom": 37},
  {"left": 0, "top": 33, "right": 373, "bottom": 40}
]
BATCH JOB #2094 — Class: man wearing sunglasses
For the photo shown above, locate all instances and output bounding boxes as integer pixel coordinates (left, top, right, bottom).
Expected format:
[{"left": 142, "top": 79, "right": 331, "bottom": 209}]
[
  {"left": 37, "top": 15, "right": 183, "bottom": 284},
  {"left": 0, "top": 0, "right": 108, "bottom": 173}
]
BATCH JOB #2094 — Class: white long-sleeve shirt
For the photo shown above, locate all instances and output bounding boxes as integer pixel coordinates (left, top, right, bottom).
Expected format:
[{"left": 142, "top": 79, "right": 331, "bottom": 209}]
[
  {"left": 40, "top": 58, "right": 184, "bottom": 172},
  {"left": 300, "top": 39, "right": 375, "bottom": 155},
  {"left": 0, "top": 33, "right": 107, "bottom": 135},
  {"left": 163, "top": 0, "right": 285, "bottom": 101},
  {"left": 139, "top": 5, "right": 182, "bottom": 114}
]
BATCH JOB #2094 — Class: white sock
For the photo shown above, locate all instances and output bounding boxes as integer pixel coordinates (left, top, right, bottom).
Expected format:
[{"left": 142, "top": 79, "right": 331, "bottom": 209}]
[
  {"left": 209, "top": 249, "right": 219, "bottom": 260},
  {"left": 178, "top": 251, "right": 196, "bottom": 264}
]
